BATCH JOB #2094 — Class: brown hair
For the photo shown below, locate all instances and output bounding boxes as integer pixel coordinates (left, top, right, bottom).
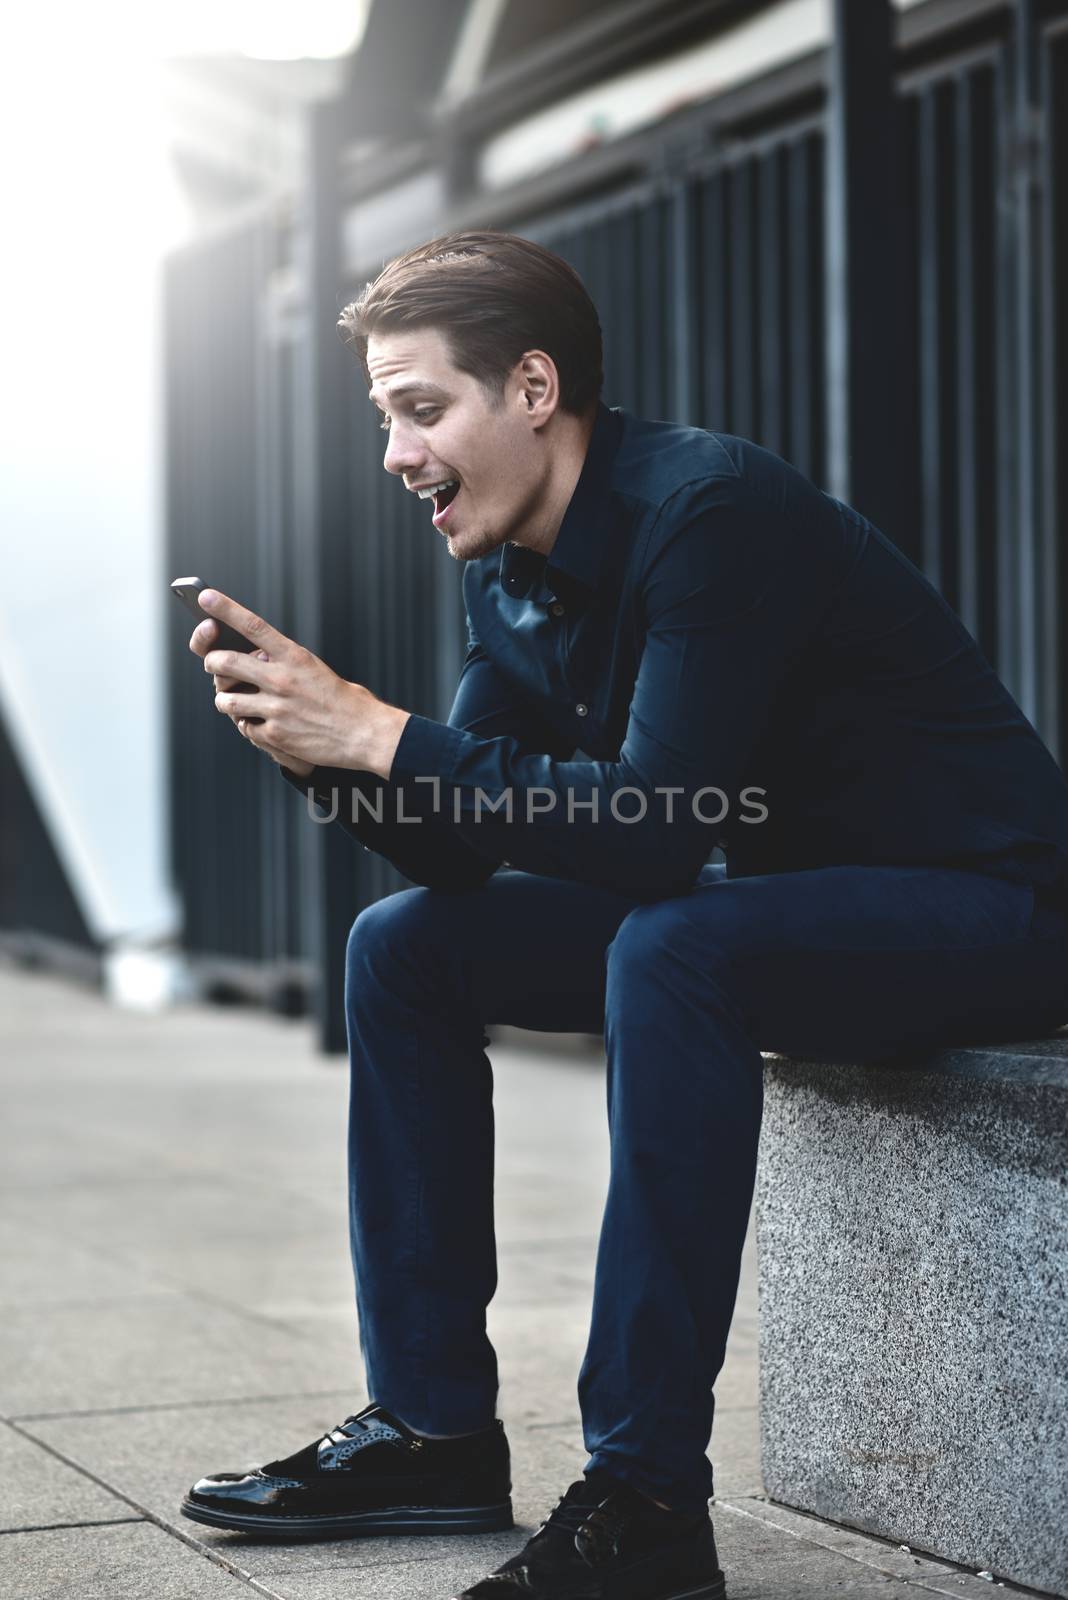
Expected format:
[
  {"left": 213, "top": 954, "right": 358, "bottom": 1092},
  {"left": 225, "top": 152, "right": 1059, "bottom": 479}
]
[{"left": 338, "top": 230, "right": 604, "bottom": 419}]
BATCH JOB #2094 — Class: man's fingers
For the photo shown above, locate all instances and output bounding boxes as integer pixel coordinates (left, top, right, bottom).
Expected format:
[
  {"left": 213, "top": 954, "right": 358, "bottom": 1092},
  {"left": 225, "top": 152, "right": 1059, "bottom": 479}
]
[
  {"left": 236, "top": 716, "right": 282, "bottom": 756},
  {"left": 216, "top": 691, "right": 280, "bottom": 722},
  {"left": 198, "top": 589, "right": 295, "bottom": 659},
  {"left": 237, "top": 719, "right": 311, "bottom": 773},
  {"left": 188, "top": 618, "right": 218, "bottom": 658},
  {"left": 211, "top": 650, "right": 269, "bottom": 695},
  {"left": 203, "top": 648, "right": 275, "bottom": 686}
]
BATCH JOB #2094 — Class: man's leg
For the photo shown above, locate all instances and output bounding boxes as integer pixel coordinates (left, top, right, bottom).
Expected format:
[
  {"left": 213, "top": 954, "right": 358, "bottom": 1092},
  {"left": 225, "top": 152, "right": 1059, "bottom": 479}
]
[
  {"left": 183, "top": 867, "right": 658, "bottom": 1540},
  {"left": 343, "top": 868, "right": 646, "bottom": 1436},
  {"left": 579, "top": 862, "right": 1068, "bottom": 1512}
]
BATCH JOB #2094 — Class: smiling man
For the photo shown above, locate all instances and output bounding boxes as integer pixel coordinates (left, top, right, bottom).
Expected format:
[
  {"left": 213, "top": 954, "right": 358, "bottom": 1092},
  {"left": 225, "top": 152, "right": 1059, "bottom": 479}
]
[{"left": 181, "top": 232, "right": 1068, "bottom": 1600}]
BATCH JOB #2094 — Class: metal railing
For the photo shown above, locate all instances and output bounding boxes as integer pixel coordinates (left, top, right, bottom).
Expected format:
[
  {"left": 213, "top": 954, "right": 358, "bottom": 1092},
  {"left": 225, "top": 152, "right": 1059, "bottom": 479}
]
[{"left": 164, "top": 0, "right": 1068, "bottom": 1048}]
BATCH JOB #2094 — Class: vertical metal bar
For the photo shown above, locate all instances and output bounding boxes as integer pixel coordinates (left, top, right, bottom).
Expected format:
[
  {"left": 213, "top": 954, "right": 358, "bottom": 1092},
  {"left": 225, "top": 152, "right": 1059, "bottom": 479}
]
[
  {"left": 637, "top": 203, "right": 654, "bottom": 415},
  {"left": 1036, "top": 18, "right": 1060, "bottom": 761},
  {"left": 994, "top": 51, "right": 1021, "bottom": 699},
  {"left": 617, "top": 209, "right": 639, "bottom": 410},
  {"left": 825, "top": 0, "right": 901, "bottom": 532},
  {"left": 955, "top": 73, "right": 979, "bottom": 638},
  {"left": 1009, "top": 0, "right": 1042, "bottom": 730},
  {"left": 699, "top": 171, "right": 729, "bottom": 432},
  {"left": 918, "top": 83, "right": 962, "bottom": 606},
  {"left": 787, "top": 135, "right": 818, "bottom": 478},
  {"left": 639, "top": 200, "right": 663, "bottom": 418},
  {"left": 955, "top": 64, "right": 998, "bottom": 665},
  {"left": 588, "top": 216, "right": 612, "bottom": 400},
  {"left": 295, "top": 99, "right": 355, "bottom": 1053},
  {"left": 917, "top": 89, "right": 942, "bottom": 592},
  {"left": 657, "top": 194, "right": 675, "bottom": 420},
  {"left": 1046, "top": 32, "right": 1068, "bottom": 764},
  {"left": 758, "top": 145, "right": 785, "bottom": 458},
  {"left": 254, "top": 216, "right": 287, "bottom": 990},
  {"left": 729, "top": 160, "right": 756, "bottom": 438},
  {"left": 974, "top": 65, "right": 999, "bottom": 669},
  {"left": 672, "top": 180, "right": 698, "bottom": 427},
  {"left": 808, "top": 131, "right": 827, "bottom": 488}
]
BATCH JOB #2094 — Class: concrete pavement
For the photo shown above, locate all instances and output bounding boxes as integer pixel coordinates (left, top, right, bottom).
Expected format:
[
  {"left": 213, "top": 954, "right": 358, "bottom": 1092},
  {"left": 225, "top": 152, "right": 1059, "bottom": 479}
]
[{"left": 0, "top": 960, "right": 1038, "bottom": 1598}]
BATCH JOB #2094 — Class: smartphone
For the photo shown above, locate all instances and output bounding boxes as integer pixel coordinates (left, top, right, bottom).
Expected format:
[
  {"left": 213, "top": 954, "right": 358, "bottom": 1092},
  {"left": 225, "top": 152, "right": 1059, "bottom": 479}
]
[{"left": 171, "top": 576, "right": 263, "bottom": 719}]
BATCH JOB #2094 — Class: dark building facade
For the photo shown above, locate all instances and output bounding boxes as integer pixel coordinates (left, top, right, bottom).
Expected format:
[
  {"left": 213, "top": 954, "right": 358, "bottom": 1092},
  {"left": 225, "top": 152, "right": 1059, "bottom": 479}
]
[{"left": 162, "top": 0, "right": 1068, "bottom": 1049}]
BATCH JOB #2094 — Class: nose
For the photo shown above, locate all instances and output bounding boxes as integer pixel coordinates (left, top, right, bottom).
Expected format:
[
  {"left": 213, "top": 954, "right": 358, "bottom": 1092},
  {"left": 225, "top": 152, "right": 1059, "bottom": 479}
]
[{"left": 382, "top": 416, "right": 426, "bottom": 479}]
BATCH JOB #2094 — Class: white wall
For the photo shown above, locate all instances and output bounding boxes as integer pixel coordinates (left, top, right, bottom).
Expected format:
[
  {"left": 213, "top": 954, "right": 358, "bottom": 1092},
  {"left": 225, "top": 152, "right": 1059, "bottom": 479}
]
[{"left": 0, "top": 46, "right": 185, "bottom": 944}]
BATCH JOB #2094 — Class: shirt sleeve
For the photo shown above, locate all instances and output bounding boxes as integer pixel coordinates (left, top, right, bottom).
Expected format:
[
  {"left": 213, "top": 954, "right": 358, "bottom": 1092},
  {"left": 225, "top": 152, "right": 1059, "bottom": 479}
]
[
  {"left": 278, "top": 616, "right": 575, "bottom": 891},
  {"left": 389, "top": 492, "right": 812, "bottom": 896}
]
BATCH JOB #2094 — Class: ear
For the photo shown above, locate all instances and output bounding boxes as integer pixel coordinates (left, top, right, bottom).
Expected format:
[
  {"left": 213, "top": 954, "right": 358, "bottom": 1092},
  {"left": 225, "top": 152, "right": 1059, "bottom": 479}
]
[{"left": 514, "top": 350, "right": 559, "bottom": 426}]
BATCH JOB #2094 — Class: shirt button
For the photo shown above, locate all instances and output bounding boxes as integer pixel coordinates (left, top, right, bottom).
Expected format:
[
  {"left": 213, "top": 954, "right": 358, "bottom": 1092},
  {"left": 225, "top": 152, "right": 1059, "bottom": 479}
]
[
  {"left": 550, "top": 602, "right": 565, "bottom": 617},
  {"left": 575, "top": 702, "right": 588, "bottom": 717}
]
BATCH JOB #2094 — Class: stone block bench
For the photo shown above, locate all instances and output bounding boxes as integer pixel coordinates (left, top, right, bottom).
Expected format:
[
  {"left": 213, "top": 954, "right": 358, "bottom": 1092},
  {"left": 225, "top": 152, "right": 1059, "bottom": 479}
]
[{"left": 755, "top": 1032, "right": 1068, "bottom": 1597}]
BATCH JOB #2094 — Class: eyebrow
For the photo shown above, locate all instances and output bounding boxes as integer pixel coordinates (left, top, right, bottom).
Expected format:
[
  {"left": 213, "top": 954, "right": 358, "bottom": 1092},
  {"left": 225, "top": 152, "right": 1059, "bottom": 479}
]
[{"left": 368, "top": 381, "right": 450, "bottom": 409}]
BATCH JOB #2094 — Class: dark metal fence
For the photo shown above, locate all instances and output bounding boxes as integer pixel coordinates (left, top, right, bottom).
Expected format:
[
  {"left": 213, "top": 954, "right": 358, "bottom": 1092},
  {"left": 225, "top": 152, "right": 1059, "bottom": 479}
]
[
  {"left": 165, "top": 217, "right": 312, "bottom": 1007},
  {"left": 164, "top": 0, "right": 1068, "bottom": 1049}
]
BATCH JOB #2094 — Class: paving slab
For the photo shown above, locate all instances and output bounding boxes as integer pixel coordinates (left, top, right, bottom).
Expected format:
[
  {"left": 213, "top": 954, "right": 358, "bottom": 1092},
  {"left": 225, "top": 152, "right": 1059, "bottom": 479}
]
[
  {"left": 0, "top": 1424, "right": 124, "bottom": 1532},
  {"left": 492, "top": 1234, "right": 601, "bottom": 1308},
  {"left": 1, "top": 1175, "right": 345, "bottom": 1253},
  {"left": 0, "top": 1519, "right": 270, "bottom": 1600},
  {"left": 21, "top": 1391, "right": 587, "bottom": 1576},
  {"left": 21, "top": 1393, "right": 367, "bottom": 1541},
  {"left": 0, "top": 1294, "right": 359, "bottom": 1417},
  {"left": 0, "top": 1217, "right": 177, "bottom": 1311},
  {"left": 3, "top": 963, "right": 1038, "bottom": 1599},
  {"left": 716, "top": 1498, "right": 1027, "bottom": 1599},
  {"left": 517, "top": 1401, "right": 762, "bottom": 1506},
  {"left": 96, "top": 1225, "right": 356, "bottom": 1324}
]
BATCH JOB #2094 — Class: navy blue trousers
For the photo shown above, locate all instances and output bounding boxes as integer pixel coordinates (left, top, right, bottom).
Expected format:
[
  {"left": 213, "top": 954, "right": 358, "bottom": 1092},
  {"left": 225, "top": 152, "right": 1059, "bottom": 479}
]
[{"left": 342, "top": 862, "right": 1068, "bottom": 1512}]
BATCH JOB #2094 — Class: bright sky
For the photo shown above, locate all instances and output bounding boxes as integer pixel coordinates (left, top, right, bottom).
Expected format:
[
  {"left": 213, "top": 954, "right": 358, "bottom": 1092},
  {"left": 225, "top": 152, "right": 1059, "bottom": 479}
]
[
  {"left": 0, "top": 0, "right": 370, "bottom": 257},
  {"left": 7, "top": 0, "right": 371, "bottom": 62},
  {"left": 0, "top": 2, "right": 369, "bottom": 943}
]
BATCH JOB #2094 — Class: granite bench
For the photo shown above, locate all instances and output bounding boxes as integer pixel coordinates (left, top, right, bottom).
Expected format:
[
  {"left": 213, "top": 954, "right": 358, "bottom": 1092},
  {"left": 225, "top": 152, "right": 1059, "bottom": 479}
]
[{"left": 755, "top": 1031, "right": 1068, "bottom": 1597}]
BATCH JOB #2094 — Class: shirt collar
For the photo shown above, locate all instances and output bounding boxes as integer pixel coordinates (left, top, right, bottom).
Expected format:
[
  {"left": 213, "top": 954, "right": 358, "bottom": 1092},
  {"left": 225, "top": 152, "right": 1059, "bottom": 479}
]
[{"left": 498, "top": 402, "right": 624, "bottom": 605}]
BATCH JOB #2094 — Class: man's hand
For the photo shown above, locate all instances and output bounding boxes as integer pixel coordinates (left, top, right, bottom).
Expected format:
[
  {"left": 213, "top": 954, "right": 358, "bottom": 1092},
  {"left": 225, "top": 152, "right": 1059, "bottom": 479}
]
[
  {"left": 188, "top": 589, "right": 410, "bottom": 779},
  {"left": 189, "top": 617, "right": 313, "bottom": 776}
]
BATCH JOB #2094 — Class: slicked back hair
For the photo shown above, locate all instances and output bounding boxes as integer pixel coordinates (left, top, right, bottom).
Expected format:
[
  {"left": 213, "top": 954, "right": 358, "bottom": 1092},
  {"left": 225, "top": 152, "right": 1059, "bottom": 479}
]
[{"left": 338, "top": 231, "right": 604, "bottom": 419}]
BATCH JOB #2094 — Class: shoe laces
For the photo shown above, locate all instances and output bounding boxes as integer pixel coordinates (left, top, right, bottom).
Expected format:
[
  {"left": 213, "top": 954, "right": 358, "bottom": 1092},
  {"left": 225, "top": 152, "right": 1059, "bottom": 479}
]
[
  {"left": 323, "top": 1413, "right": 367, "bottom": 1445},
  {"left": 324, "top": 1405, "right": 415, "bottom": 1449},
  {"left": 540, "top": 1480, "right": 629, "bottom": 1559},
  {"left": 336, "top": 1414, "right": 368, "bottom": 1436}
]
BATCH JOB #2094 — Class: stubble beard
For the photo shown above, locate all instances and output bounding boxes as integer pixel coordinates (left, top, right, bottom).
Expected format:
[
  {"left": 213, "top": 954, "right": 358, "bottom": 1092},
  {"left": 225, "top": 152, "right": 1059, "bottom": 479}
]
[
  {"left": 444, "top": 478, "right": 544, "bottom": 565},
  {"left": 443, "top": 525, "right": 505, "bottom": 563},
  {"left": 442, "top": 506, "right": 518, "bottom": 564}
]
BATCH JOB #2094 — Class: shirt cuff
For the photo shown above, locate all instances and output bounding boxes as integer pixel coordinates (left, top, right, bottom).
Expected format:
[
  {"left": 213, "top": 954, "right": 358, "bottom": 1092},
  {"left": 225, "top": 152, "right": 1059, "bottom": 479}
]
[
  {"left": 389, "top": 713, "right": 466, "bottom": 784},
  {"left": 279, "top": 763, "right": 321, "bottom": 793},
  {"left": 278, "top": 763, "right": 359, "bottom": 815}
]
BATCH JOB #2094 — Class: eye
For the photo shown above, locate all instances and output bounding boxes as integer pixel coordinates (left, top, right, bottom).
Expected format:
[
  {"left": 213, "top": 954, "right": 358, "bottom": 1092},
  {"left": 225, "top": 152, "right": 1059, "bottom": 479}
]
[{"left": 377, "top": 406, "right": 439, "bottom": 432}]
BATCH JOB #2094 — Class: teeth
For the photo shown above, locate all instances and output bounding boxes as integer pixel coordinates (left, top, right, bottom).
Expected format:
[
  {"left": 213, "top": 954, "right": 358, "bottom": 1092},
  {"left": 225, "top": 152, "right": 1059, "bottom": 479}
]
[{"left": 416, "top": 479, "right": 458, "bottom": 499}]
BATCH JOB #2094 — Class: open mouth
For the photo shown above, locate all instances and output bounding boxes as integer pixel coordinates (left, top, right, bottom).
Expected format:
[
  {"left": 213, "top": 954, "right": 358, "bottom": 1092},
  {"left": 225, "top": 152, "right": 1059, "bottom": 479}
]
[{"left": 430, "top": 480, "right": 461, "bottom": 529}]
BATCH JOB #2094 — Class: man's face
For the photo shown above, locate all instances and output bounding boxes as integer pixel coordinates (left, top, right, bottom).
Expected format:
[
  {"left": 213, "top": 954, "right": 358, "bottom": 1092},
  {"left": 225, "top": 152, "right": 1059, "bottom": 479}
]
[{"left": 366, "top": 327, "right": 547, "bottom": 563}]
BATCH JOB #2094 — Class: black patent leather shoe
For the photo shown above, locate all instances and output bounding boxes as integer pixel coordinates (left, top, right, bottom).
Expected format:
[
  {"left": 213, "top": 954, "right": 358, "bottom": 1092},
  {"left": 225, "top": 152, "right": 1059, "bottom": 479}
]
[
  {"left": 454, "top": 1470, "right": 726, "bottom": 1599},
  {"left": 181, "top": 1401, "right": 512, "bottom": 1538}
]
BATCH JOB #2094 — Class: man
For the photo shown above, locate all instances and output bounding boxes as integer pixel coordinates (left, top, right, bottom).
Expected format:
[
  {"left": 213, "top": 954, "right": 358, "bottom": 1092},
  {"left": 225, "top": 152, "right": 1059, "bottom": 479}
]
[{"left": 181, "top": 232, "right": 1068, "bottom": 1600}]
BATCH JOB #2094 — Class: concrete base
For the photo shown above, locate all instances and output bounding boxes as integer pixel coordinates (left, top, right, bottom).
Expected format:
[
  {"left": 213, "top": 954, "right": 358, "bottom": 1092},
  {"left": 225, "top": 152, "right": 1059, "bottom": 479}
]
[{"left": 755, "top": 1035, "right": 1068, "bottom": 1598}]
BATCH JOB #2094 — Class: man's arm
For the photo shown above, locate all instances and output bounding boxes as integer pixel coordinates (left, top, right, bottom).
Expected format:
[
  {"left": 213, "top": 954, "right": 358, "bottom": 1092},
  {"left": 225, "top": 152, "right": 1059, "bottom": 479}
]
[
  {"left": 279, "top": 619, "right": 576, "bottom": 891},
  {"left": 384, "top": 492, "right": 814, "bottom": 896}
]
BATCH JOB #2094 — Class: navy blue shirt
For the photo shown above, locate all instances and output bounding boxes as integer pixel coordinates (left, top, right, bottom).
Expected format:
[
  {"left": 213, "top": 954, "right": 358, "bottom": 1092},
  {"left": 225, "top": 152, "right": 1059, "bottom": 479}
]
[{"left": 286, "top": 401, "right": 1068, "bottom": 901}]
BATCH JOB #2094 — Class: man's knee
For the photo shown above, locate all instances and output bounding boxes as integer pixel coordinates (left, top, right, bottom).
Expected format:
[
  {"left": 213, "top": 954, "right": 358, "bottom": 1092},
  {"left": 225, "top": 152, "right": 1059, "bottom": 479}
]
[
  {"left": 346, "top": 887, "right": 444, "bottom": 988},
  {"left": 607, "top": 898, "right": 692, "bottom": 971},
  {"left": 605, "top": 897, "right": 735, "bottom": 998}
]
